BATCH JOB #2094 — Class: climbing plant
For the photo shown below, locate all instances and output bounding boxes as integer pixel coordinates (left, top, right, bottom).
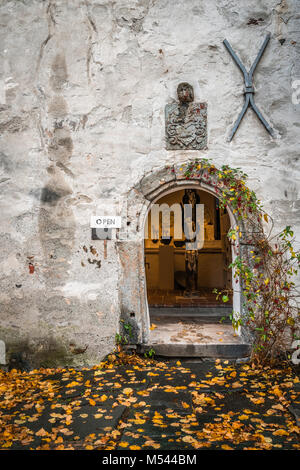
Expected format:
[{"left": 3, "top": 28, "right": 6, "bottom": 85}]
[{"left": 169, "top": 158, "right": 300, "bottom": 364}]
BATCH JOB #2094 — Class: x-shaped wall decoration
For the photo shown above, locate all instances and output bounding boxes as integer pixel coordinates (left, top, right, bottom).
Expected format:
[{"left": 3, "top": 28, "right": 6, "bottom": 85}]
[{"left": 223, "top": 33, "right": 274, "bottom": 141}]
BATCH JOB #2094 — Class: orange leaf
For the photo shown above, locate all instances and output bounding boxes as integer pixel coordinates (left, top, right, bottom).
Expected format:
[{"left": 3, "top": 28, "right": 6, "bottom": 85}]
[
  {"left": 221, "top": 444, "right": 233, "bottom": 450},
  {"left": 273, "top": 429, "right": 289, "bottom": 436},
  {"left": 66, "top": 381, "right": 80, "bottom": 388},
  {"left": 36, "top": 428, "right": 48, "bottom": 437}
]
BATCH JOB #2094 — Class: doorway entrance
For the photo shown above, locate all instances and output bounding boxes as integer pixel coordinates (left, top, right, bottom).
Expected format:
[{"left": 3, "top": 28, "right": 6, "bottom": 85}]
[
  {"left": 118, "top": 163, "right": 251, "bottom": 358},
  {"left": 142, "top": 187, "right": 247, "bottom": 357},
  {"left": 145, "top": 188, "right": 232, "bottom": 309}
]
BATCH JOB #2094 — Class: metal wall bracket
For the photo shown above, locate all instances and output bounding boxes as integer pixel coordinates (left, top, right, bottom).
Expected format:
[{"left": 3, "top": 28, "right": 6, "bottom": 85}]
[
  {"left": 91, "top": 228, "right": 112, "bottom": 240},
  {"left": 223, "top": 33, "right": 274, "bottom": 141}
]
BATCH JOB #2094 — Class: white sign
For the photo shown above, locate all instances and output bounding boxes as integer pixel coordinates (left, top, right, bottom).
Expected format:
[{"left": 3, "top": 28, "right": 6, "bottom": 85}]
[{"left": 90, "top": 216, "right": 121, "bottom": 228}]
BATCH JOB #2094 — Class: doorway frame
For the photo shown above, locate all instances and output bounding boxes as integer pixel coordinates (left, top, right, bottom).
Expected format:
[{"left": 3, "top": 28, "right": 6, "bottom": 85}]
[{"left": 117, "top": 164, "right": 253, "bottom": 346}]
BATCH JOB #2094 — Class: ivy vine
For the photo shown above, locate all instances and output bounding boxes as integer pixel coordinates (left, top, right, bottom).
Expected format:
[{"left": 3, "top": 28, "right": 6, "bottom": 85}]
[{"left": 169, "top": 158, "right": 300, "bottom": 364}]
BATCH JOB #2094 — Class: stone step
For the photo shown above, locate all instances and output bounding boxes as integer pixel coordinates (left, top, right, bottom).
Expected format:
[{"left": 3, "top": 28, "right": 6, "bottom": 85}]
[
  {"left": 150, "top": 306, "right": 232, "bottom": 315},
  {"left": 141, "top": 319, "right": 250, "bottom": 359},
  {"left": 139, "top": 342, "right": 251, "bottom": 359},
  {"left": 150, "top": 306, "right": 232, "bottom": 323}
]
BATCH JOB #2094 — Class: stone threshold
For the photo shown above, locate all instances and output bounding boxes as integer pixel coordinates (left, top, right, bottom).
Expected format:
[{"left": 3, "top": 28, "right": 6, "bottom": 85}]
[
  {"left": 139, "top": 318, "right": 251, "bottom": 359},
  {"left": 139, "top": 342, "right": 251, "bottom": 359}
]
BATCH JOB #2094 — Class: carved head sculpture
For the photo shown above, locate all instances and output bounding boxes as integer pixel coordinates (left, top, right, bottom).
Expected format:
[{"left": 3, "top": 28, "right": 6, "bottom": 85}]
[
  {"left": 185, "top": 188, "right": 195, "bottom": 197},
  {"left": 177, "top": 82, "right": 194, "bottom": 103}
]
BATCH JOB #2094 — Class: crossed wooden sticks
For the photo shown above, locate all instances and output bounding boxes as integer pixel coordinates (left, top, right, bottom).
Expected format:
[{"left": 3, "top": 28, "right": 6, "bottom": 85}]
[{"left": 223, "top": 33, "right": 274, "bottom": 141}]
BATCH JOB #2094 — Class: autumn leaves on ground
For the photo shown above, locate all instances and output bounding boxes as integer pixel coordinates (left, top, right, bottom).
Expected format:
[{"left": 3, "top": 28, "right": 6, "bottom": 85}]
[{"left": 0, "top": 355, "right": 299, "bottom": 450}]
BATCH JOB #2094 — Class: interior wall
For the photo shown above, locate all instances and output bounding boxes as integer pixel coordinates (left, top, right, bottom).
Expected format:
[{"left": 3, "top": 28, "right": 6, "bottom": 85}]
[{"left": 144, "top": 189, "right": 231, "bottom": 291}]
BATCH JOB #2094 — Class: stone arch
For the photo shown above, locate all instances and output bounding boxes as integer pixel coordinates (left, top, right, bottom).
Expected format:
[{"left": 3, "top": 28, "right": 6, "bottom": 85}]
[{"left": 117, "top": 163, "right": 257, "bottom": 346}]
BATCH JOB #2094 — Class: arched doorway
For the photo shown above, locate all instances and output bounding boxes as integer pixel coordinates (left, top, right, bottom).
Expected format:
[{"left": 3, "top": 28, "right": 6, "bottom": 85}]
[
  {"left": 144, "top": 187, "right": 232, "bottom": 312},
  {"left": 118, "top": 163, "right": 251, "bottom": 358},
  {"left": 142, "top": 186, "right": 245, "bottom": 357}
]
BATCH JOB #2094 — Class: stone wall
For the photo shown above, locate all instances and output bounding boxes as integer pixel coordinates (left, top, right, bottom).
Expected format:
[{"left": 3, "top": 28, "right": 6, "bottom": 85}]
[{"left": 0, "top": 0, "right": 299, "bottom": 367}]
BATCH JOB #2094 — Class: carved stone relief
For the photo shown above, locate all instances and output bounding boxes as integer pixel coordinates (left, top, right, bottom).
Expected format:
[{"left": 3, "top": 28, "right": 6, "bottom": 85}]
[{"left": 165, "top": 83, "right": 207, "bottom": 150}]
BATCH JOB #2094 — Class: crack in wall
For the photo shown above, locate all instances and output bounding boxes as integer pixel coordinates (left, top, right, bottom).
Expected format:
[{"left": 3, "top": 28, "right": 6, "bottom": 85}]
[
  {"left": 35, "top": 0, "right": 56, "bottom": 76},
  {"left": 85, "top": 0, "right": 98, "bottom": 85}
]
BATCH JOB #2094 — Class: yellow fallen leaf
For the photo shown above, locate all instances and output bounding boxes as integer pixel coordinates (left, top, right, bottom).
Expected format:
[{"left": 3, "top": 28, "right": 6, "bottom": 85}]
[
  {"left": 271, "top": 404, "right": 285, "bottom": 411},
  {"left": 35, "top": 428, "right": 48, "bottom": 437},
  {"left": 273, "top": 429, "right": 289, "bottom": 436},
  {"left": 182, "top": 402, "right": 190, "bottom": 409},
  {"left": 250, "top": 397, "right": 265, "bottom": 405},
  {"left": 238, "top": 414, "right": 249, "bottom": 420},
  {"left": 66, "top": 381, "right": 80, "bottom": 388},
  {"left": 134, "top": 418, "right": 146, "bottom": 424},
  {"left": 272, "top": 387, "right": 282, "bottom": 398},
  {"left": 119, "top": 442, "right": 129, "bottom": 448},
  {"left": 89, "top": 399, "right": 96, "bottom": 406},
  {"left": 144, "top": 440, "right": 160, "bottom": 449},
  {"left": 150, "top": 324, "right": 157, "bottom": 330},
  {"left": 182, "top": 435, "right": 196, "bottom": 443},
  {"left": 65, "top": 415, "right": 72, "bottom": 425},
  {"left": 232, "top": 382, "right": 243, "bottom": 388}
]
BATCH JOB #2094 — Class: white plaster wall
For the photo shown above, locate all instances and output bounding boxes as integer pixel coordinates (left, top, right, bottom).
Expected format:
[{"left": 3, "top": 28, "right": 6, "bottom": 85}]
[{"left": 0, "top": 0, "right": 299, "bottom": 366}]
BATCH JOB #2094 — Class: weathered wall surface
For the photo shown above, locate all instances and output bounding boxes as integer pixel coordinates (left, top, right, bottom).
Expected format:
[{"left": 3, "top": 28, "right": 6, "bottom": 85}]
[{"left": 0, "top": 0, "right": 299, "bottom": 367}]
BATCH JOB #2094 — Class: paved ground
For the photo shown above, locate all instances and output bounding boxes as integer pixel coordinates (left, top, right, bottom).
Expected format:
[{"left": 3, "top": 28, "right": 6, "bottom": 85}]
[{"left": 0, "top": 356, "right": 299, "bottom": 450}]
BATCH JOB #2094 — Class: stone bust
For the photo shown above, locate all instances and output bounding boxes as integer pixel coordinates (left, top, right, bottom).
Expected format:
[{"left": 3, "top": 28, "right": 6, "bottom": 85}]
[{"left": 177, "top": 82, "right": 194, "bottom": 104}]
